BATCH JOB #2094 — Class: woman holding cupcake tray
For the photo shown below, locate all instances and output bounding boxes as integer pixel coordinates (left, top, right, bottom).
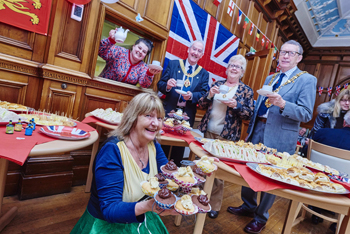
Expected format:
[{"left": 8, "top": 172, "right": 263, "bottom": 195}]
[{"left": 71, "top": 93, "right": 218, "bottom": 234}]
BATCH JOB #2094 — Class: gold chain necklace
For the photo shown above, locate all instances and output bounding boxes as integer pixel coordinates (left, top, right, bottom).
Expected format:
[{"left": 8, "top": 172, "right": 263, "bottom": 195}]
[
  {"left": 129, "top": 137, "right": 147, "bottom": 168},
  {"left": 222, "top": 83, "right": 238, "bottom": 98},
  {"left": 265, "top": 71, "right": 307, "bottom": 108}
]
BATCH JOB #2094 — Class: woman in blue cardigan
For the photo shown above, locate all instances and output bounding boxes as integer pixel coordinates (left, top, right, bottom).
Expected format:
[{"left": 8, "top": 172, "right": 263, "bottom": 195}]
[{"left": 71, "top": 93, "right": 177, "bottom": 234}]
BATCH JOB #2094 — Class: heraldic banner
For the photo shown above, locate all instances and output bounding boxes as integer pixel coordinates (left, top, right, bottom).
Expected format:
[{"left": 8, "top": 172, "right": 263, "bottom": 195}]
[
  {"left": 164, "top": 0, "right": 240, "bottom": 87},
  {"left": 0, "top": 0, "right": 52, "bottom": 35}
]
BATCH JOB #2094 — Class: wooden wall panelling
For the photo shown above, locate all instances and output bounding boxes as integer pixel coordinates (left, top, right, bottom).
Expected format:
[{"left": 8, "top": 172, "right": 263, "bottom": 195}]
[
  {"left": 0, "top": 23, "right": 34, "bottom": 60},
  {"left": 25, "top": 77, "right": 43, "bottom": 110},
  {"left": 219, "top": 0, "right": 235, "bottom": 31},
  {"left": 204, "top": 0, "right": 220, "bottom": 18},
  {"left": 337, "top": 65, "right": 350, "bottom": 83},
  {"left": 40, "top": 80, "right": 82, "bottom": 118},
  {"left": 252, "top": 11, "right": 263, "bottom": 51},
  {"left": 233, "top": 0, "right": 250, "bottom": 40},
  {"left": 120, "top": 0, "right": 137, "bottom": 10},
  {"left": 0, "top": 70, "right": 29, "bottom": 104},
  {"left": 144, "top": 0, "right": 174, "bottom": 29},
  {"left": 242, "top": 1, "right": 256, "bottom": 48}
]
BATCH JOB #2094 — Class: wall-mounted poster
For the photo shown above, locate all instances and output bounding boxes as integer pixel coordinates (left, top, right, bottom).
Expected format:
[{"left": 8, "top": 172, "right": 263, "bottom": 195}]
[
  {"left": 0, "top": 0, "right": 52, "bottom": 35},
  {"left": 165, "top": 0, "right": 240, "bottom": 87}
]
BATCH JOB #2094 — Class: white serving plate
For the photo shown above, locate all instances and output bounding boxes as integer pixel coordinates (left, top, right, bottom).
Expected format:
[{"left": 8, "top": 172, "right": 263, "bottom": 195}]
[
  {"left": 246, "top": 163, "right": 350, "bottom": 195},
  {"left": 91, "top": 114, "right": 120, "bottom": 125}
]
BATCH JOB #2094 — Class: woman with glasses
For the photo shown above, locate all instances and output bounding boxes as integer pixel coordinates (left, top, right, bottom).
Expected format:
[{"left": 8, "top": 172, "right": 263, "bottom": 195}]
[{"left": 197, "top": 54, "right": 254, "bottom": 219}]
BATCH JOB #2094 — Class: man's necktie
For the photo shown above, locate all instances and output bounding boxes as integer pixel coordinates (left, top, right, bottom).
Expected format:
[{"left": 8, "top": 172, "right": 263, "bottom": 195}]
[
  {"left": 257, "top": 73, "right": 286, "bottom": 117},
  {"left": 179, "top": 65, "right": 193, "bottom": 103}
]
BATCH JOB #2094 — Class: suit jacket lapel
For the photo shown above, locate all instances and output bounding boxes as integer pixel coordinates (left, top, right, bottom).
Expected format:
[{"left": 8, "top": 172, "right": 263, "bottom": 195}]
[
  {"left": 176, "top": 60, "right": 185, "bottom": 81},
  {"left": 278, "top": 68, "right": 302, "bottom": 97}
]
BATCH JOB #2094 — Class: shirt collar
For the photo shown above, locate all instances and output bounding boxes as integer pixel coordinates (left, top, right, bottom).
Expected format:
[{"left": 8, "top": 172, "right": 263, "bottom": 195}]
[
  {"left": 185, "top": 59, "right": 196, "bottom": 70},
  {"left": 282, "top": 66, "right": 298, "bottom": 79}
]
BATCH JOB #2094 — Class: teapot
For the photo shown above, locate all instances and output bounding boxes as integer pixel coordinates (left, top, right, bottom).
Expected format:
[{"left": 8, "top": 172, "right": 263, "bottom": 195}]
[{"left": 114, "top": 27, "right": 129, "bottom": 43}]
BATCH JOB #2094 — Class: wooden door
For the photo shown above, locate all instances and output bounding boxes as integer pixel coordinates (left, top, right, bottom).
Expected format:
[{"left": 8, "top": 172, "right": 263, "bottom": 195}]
[{"left": 40, "top": 80, "right": 82, "bottom": 119}]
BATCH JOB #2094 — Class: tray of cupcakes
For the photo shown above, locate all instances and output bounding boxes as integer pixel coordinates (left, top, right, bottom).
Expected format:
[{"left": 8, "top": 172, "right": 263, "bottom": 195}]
[
  {"left": 140, "top": 157, "right": 217, "bottom": 215},
  {"left": 163, "top": 109, "right": 192, "bottom": 135}
]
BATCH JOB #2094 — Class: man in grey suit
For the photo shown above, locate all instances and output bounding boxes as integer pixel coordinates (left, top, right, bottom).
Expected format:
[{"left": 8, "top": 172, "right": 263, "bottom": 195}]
[{"left": 227, "top": 40, "right": 317, "bottom": 233}]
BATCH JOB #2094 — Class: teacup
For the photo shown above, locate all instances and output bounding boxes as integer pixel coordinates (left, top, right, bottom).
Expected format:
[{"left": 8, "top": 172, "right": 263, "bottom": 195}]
[
  {"left": 261, "top": 85, "right": 272, "bottom": 92},
  {"left": 219, "top": 85, "right": 229, "bottom": 94},
  {"left": 151, "top": 60, "right": 161, "bottom": 66}
]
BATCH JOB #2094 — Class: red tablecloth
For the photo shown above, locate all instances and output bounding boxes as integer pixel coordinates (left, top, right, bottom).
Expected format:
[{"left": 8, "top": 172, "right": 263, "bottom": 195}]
[
  {"left": 162, "top": 130, "right": 197, "bottom": 145},
  {"left": 222, "top": 161, "right": 307, "bottom": 192},
  {"left": 81, "top": 116, "right": 100, "bottom": 124},
  {"left": 0, "top": 122, "right": 95, "bottom": 166}
]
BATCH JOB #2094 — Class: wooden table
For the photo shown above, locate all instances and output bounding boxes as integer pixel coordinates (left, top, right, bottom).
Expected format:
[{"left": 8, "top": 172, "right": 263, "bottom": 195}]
[
  {"left": 84, "top": 120, "right": 201, "bottom": 192},
  {"left": 189, "top": 142, "right": 350, "bottom": 234},
  {"left": 0, "top": 131, "right": 98, "bottom": 232}
]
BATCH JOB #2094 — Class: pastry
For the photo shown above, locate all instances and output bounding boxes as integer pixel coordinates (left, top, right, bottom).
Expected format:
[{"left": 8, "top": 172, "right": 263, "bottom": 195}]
[
  {"left": 189, "top": 187, "right": 206, "bottom": 196},
  {"left": 161, "top": 159, "right": 178, "bottom": 179},
  {"left": 286, "top": 167, "right": 301, "bottom": 177},
  {"left": 166, "top": 179, "right": 179, "bottom": 191},
  {"left": 318, "top": 181, "right": 333, "bottom": 192},
  {"left": 314, "top": 172, "right": 330, "bottom": 183},
  {"left": 154, "top": 173, "right": 169, "bottom": 188},
  {"left": 192, "top": 194, "right": 211, "bottom": 213},
  {"left": 331, "top": 183, "right": 346, "bottom": 193},
  {"left": 154, "top": 187, "right": 176, "bottom": 209},
  {"left": 175, "top": 195, "right": 195, "bottom": 214},
  {"left": 196, "top": 156, "right": 216, "bottom": 173},
  {"left": 141, "top": 177, "right": 160, "bottom": 196},
  {"left": 192, "top": 165, "right": 206, "bottom": 183},
  {"left": 283, "top": 175, "right": 300, "bottom": 186},
  {"left": 324, "top": 165, "right": 340, "bottom": 175},
  {"left": 298, "top": 170, "right": 315, "bottom": 182},
  {"left": 174, "top": 166, "right": 196, "bottom": 185},
  {"left": 257, "top": 164, "right": 274, "bottom": 177}
]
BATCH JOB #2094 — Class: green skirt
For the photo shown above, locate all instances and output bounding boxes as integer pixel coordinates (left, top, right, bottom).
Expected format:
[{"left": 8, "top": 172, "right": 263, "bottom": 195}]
[{"left": 71, "top": 209, "right": 169, "bottom": 234}]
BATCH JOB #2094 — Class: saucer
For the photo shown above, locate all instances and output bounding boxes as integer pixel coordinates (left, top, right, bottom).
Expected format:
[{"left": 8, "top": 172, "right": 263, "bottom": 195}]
[
  {"left": 175, "top": 89, "right": 188, "bottom": 95},
  {"left": 148, "top": 64, "right": 163, "bottom": 70},
  {"left": 217, "top": 98, "right": 229, "bottom": 102},
  {"left": 257, "top": 89, "right": 275, "bottom": 96}
]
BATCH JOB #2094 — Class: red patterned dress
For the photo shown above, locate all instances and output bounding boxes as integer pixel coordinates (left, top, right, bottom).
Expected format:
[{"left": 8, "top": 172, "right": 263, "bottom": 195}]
[{"left": 98, "top": 38, "right": 154, "bottom": 88}]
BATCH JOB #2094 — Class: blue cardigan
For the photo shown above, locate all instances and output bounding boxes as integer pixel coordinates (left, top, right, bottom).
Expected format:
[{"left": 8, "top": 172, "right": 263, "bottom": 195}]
[{"left": 87, "top": 136, "right": 168, "bottom": 223}]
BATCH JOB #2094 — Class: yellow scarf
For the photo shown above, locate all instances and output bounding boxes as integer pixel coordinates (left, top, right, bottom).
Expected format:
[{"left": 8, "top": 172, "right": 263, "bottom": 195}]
[{"left": 117, "top": 141, "right": 158, "bottom": 202}]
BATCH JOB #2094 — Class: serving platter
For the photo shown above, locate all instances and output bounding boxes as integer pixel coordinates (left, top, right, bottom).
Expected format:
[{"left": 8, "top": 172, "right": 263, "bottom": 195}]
[
  {"left": 91, "top": 114, "right": 120, "bottom": 125},
  {"left": 194, "top": 137, "right": 213, "bottom": 145},
  {"left": 40, "top": 126, "right": 90, "bottom": 140},
  {"left": 247, "top": 163, "right": 350, "bottom": 194},
  {"left": 202, "top": 144, "right": 269, "bottom": 164}
]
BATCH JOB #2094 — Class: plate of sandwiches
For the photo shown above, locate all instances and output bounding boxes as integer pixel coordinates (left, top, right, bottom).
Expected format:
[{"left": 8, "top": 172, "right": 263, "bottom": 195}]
[
  {"left": 247, "top": 163, "right": 349, "bottom": 194},
  {"left": 202, "top": 139, "right": 269, "bottom": 164},
  {"left": 194, "top": 137, "right": 213, "bottom": 145}
]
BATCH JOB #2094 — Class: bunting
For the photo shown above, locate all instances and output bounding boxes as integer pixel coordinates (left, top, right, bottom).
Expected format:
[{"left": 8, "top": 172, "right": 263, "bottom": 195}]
[
  {"left": 327, "top": 87, "right": 332, "bottom": 96},
  {"left": 227, "top": 0, "right": 235, "bottom": 16},
  {"left": 213, "top": 0, "right": 222, "bottom": 7},
  {"left": 318, "top": 87, "right": 323, "bottom": 96},
  {"left": 336, "top": 85, "right": 341, "bottom": 96},
  {"left": 237, "top": 9, "right": 242, "bottom": 24},
  {"left": 261, "top": 35, "right": 266, "bottom": 46},
  {"left": 249, "top": 23, "right": 254, "bottom": 35},
  {"left": 256, "top": 30, "right": 260, "bottom": 41},
  {"left": 243, "top": 17, "right": 249, "bottom": 28}
]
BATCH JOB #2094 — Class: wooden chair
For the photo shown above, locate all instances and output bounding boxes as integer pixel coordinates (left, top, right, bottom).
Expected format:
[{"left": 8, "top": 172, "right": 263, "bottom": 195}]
[{"left": 292, "top": 139, "right": 350, "bottom": 234}]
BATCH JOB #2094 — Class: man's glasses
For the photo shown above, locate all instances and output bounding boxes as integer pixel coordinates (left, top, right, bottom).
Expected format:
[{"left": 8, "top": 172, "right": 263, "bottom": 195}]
[
  {"left": 280, "top": 50, "right": 300, "bottom": 57},
  {"left": 228, "top": 64, "right": 243, "bottom": 70}
]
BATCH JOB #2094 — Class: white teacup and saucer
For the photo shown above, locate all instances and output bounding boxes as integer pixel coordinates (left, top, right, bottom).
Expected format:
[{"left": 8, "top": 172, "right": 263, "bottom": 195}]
[
  {"left": 148, "top": 60, "right": 163, "bottom": 70},
  {"left": 257, "top": 85, "right": 274, "bottom": 96}
]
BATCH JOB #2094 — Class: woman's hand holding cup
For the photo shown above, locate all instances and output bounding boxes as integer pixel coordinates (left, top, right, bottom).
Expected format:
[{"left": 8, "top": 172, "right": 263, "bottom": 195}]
[{"left": 208, "top": 85, "right": 220, "bottom": 99}]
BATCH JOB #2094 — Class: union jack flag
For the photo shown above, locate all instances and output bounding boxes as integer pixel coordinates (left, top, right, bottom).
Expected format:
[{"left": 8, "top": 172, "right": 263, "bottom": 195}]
[
  {"left": 327, "top": 87, "right": 332, "bottom": 96},
  {"left": 164, "top": 0, "right": 240, "bottom": 87},
  {"left": 336, "top": 85, "right": 341, "bottom": 96}
]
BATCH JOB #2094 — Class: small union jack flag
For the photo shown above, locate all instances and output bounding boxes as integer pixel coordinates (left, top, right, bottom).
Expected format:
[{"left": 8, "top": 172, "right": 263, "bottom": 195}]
[
  {"left": 345, "top": 83, "right": 349, "bottom": 90},
  {"left": 318, "top": 86, "right": 323, "bottom": 96},
  {"left": 327, "top": 87, "right": 332, "bottom": 96},
  {"left": 336, "top": 85, "right": 341, "bottom": 96}
]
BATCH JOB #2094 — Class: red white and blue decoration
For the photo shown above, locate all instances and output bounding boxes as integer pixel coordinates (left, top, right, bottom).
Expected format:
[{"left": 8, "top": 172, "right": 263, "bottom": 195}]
[
  {"left": 164, "top": 0, "right": 240, "bottom": 87},
  {"left": 318, "top": 86, "right": 323, "bottom": 96},
  {"left": 327, "top": 87, "right": 332, "bottom": 96},
  {"left": 40, "top": 126, "right": 90, "bottom": 140},
  {"left": 335, "top": 85, "right": 341, "bottom": 96}
]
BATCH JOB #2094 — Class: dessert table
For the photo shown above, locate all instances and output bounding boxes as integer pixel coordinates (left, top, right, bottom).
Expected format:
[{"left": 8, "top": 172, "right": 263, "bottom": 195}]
[
  {"left": 188, "top": 142, "right": 350, "bottom": 234},
  {"left": 0, "top": 129, "right": 98, "bottom": 232},
  {"left": 82, "top": 116, "right": 201, "bottom": 192}
]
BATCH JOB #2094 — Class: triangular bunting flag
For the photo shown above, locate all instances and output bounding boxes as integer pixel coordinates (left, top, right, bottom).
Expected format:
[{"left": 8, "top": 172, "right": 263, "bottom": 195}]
[
  {"left": 256, "top": 30, "right": 260, "bottom": 41},
  {"left": 243, "top": 17, "right": 249, "bottom": 29},
  {"left": 227, "top": 0, "right": 235, "bottom": 17},
  {"left": 213, "top": 0, "right": 222, "bottom": 7},
  {"left": 261, "top": 35, "right": 266, "bottom": 46},
  {"left": 249, "top": 23, "right": 254, "bottom": 35},
  {"left": 237, "top": 9, "right": 242, "bottom": 24}
]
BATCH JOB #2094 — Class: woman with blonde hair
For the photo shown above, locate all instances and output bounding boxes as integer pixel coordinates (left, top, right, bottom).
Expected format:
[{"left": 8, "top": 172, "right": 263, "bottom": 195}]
[
  {"left": 309, "top": 88, "right": 350, "bottom": 138},
  {"left": 71, "top": 92, "right": 177, "bottom": 234}
]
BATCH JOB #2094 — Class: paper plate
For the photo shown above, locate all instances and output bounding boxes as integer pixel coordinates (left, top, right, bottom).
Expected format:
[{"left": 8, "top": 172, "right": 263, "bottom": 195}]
[
  {"left": 148, "top": 64, "right": 163, "bottom": 70},
  {"left": 217, "top": 98, "right": 229, "bottom": 102},
  {"left": 175, "top": 89, "right": 187, "bottom": 95},
  {"left": 257, "top": 89, "right": 275, "bottom": 96},
  {"left": 40, "top": 126, "right": 90, "bottom": 140}
]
